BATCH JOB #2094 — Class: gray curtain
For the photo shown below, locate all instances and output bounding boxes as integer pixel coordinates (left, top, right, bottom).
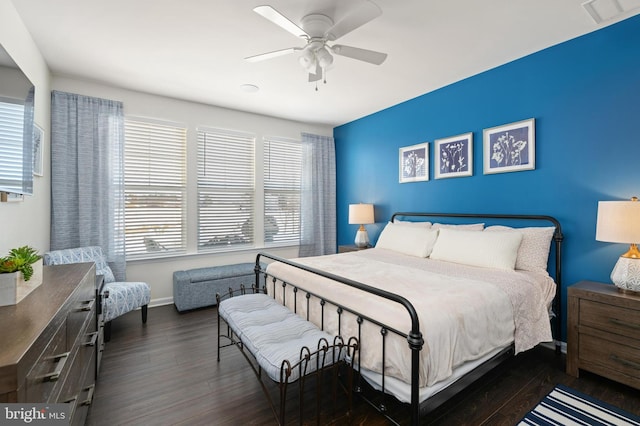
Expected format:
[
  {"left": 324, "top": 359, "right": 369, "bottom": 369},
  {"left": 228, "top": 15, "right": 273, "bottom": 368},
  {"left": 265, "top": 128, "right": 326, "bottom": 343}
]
[
  {"left": 50, "top": 91, "right": 126, "bottom": 280},
  {"left": 298, "top": 132, "right": 336, "bottom": 257}
]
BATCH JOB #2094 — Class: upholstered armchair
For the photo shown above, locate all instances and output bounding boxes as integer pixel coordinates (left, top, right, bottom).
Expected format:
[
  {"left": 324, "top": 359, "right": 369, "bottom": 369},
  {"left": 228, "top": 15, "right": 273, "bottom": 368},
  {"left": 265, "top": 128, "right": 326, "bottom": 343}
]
[{"left": 43, "top": 246, "right": 150, "bottom": 341}]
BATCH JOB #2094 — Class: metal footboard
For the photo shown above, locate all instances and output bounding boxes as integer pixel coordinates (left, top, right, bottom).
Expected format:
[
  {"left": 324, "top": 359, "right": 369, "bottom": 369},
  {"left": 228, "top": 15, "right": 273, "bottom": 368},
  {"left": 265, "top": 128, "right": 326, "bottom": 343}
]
[{"left": 255, "top": 252, "right": 425, "bottom": 425}]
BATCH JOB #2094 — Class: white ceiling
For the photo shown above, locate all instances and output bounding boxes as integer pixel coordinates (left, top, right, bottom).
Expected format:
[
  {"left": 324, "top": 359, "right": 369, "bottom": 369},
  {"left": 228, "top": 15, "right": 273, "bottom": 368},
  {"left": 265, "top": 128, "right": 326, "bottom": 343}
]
[{"left": 9, "top": 0, "right": 640, "bottom": 126}]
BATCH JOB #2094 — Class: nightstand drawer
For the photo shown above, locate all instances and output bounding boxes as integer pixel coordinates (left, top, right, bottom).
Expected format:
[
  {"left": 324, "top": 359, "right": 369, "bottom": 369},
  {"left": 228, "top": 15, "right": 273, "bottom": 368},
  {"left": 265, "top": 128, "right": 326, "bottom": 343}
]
[
  {"left": 580, "top": 299, "right": 640, "bottom": 339},
  {"left": 579, "top": 333, "right": 640, "bottom": 385},
  {"left": 568, "top": 281, "right": 640, "bottom": 389}
]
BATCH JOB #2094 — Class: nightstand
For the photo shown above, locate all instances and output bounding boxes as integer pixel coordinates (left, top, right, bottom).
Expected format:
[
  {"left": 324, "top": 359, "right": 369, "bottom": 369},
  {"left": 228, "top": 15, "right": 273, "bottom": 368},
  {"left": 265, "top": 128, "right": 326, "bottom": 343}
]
[
  {"left": 338, "top": 245, "right": 370, "bottom": 253},
  {"left": 567, "top": 280, "right": 640, "bottom": 390}
]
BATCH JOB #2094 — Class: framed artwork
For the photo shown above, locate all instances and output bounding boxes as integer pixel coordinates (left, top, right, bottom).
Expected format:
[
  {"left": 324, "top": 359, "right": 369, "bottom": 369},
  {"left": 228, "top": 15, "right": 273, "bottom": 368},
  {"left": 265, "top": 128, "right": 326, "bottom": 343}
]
[
  {"left": 399, "top": 142, "right": 429, "bottom": 183},
  {"left": 483, "top": 118, "right": 535, "bottom": 174},
  {"left": 33, "top": 123, "right": 44, "bottom": 176},
  {"left": 434, "top": 132, "right": 473, "bottom": 179}
]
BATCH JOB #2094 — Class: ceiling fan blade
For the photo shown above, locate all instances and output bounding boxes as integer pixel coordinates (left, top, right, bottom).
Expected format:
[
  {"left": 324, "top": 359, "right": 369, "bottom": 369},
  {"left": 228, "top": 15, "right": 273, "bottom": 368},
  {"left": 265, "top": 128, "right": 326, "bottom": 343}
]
[
  {"left": 245, "top": 47, "right": 300, "bottom": 62},
  {"left": 325, "top": 1, "right": 382, "bottom": 41},
  {"left": 331, "top": 44, "right": 387, "bottom": 65},
  {"left": 253, "top": 5, "right": 309, "bottom": 39},
  {"left": 308, "top": 64, "right": 322, "bottom": 82}
]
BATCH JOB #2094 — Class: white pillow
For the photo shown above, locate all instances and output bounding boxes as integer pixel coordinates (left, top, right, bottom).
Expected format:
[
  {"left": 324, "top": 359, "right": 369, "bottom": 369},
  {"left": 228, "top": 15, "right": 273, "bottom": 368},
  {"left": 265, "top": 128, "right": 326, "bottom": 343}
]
[
  {"left": 432, "top": 222, "right": 484, "bottom": 231},
  {"left": 376, "top": 223, "right": 439, "bottom": 257},
  {"left": 394, "top": 220, "right": 432, "bottom": 228},
  {"left": 484, "top": 226, "right": 555, "bottom": 273},
  {"left": 430, "top": 228, "right": 523, "bottom": 270}
]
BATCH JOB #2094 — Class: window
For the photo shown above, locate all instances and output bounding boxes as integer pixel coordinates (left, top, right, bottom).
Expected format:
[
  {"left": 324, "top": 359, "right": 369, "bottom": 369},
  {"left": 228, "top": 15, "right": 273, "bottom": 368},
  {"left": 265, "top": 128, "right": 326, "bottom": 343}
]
[
  {"left": 263, "top": 137, "right": 302, "bottom": 245},
  {"left": 0, "top": 99, "right": 28, "bottom": 194},
  {"left": 197, "top": 127, "right": 255, "bottom": 250},
  {"left": 124, "top": 118, "right": 187, "bottom": 257}
]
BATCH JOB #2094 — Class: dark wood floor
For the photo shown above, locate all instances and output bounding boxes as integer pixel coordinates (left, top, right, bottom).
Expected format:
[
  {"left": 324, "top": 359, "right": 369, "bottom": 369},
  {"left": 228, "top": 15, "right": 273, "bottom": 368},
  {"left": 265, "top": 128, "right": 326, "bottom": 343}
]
[{"left": 86, "top": 305, "right": 640, "bottom": 426}]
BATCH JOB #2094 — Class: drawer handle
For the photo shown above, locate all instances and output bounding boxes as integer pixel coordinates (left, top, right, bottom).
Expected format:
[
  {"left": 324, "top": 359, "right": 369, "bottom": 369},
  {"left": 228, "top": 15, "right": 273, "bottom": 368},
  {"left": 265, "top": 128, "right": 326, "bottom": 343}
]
[
  {"left": 610, "top": 354, "right": 640, "bottom": 371},
  {"left": 76, "top": 299, "right": 96, "bottom": 312},
  {"left": 64, "top": 395, "right": 78, "bottom": 420},
  {"left": 81, "top": 384, "right": 95, "bottom": 406},
  {"left": 43, "top": 352, "right": 71, "bottom": 382},
  {"left": 609, "top": 318, "right": 640, "bottom": 330},
  {"left": 84, "top": 331, "right": 99, "bottom": 347}
]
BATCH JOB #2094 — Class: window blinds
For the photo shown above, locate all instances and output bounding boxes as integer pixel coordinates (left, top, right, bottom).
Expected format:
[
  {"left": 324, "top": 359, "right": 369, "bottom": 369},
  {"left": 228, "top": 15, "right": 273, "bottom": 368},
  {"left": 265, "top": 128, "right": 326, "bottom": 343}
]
[
  {"left": 197, "top": 127, "right": 255, "bottom": 249},
  {"left": 124, "top": 118, "right": 187, "bottom": 257},
  {"left": 263, "top": 137, "right": 302, "bottom": 245},
  {"left": 0, "top": 100, "right": 25, "bottom": 192}
]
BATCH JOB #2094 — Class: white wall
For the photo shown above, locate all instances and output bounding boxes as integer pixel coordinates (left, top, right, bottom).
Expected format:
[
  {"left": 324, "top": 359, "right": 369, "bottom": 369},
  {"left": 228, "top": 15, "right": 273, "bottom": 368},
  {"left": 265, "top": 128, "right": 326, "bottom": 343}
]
[
  {"left": 0, "top": 0, "right": 51, "bottom": 256},
  {"left": 53, "top": 76, "right": 333, "bottom": 306}
]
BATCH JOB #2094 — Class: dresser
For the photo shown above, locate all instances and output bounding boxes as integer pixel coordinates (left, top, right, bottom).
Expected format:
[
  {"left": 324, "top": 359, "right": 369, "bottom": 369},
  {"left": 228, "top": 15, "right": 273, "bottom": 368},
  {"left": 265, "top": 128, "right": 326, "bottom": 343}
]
[
  {"left": 0, "top": 263, "right": 97, "bottom": 425},
  {"left": 567, "top": 280, "right": 640, "bottom": 390}
]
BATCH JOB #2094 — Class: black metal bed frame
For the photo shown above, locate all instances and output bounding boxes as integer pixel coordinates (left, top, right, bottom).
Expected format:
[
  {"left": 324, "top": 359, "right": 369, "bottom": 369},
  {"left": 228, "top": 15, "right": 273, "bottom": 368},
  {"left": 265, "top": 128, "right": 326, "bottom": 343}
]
[{"left": 255, "top": 212, "right": 564, "bottom": 425}]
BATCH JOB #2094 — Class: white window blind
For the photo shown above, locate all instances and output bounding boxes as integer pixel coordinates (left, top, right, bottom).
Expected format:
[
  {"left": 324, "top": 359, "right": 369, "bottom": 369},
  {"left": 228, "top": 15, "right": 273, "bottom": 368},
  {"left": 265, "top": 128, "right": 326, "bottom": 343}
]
[
  {"left": 197, "top": 127, "right": 255, "bottom": 250},
  {"left": 263, "top": 137, "right": 302, "bottom": 245},
  {"left": 124, "top": 118, "right": 187, "bottom": 257},
  {"left": 0, "top": 100, "right": 25, "bottom": 192}
]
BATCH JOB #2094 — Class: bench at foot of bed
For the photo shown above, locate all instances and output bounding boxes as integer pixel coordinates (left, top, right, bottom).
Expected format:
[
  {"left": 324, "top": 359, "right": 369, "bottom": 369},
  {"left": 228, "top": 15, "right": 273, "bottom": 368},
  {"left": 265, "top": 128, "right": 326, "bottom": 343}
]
[{"left": 216, "top": 288, "right": 359, "bottom": 425}]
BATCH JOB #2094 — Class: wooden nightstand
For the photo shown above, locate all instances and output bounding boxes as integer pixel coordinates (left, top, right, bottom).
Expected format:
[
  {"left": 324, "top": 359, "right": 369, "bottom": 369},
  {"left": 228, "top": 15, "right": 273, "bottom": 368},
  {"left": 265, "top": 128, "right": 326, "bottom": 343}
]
[
  {"left": 567, "top": 280, "right": 640, "bottom": 390},
  {"left": 338, "top": 245, "right": 370, "bottom": 253}
]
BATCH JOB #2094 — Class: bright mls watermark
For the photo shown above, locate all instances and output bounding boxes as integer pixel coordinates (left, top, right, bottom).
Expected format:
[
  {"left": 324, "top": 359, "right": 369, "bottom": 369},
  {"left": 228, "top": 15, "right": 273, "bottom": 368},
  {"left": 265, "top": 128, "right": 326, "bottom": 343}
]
[{"left": 1, "top": 404, "right": 69, "bottom": 425}]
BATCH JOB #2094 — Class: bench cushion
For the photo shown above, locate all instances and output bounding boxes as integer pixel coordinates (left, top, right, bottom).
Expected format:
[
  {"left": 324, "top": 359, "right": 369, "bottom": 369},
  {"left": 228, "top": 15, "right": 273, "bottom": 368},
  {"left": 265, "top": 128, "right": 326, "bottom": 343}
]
[
  {"left": 219, "top": 294, "right": 344, "bottom": 382},
  {"left": 185, "top": 263, "right": 255, "bottom": 282}
]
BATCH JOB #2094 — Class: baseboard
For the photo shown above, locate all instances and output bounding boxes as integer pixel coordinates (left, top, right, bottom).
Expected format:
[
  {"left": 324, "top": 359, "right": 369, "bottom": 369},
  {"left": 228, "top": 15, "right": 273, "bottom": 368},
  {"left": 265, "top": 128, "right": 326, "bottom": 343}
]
[{"left": 149, "top": 297, "right": 174, "bottom": 308}]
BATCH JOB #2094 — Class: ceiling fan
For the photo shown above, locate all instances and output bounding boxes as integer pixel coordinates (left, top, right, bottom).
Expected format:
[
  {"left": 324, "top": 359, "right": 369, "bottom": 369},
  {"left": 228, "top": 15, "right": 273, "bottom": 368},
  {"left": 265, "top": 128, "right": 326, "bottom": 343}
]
[{"left": 245, "top": 2, "right": 387, "bottom": 87}]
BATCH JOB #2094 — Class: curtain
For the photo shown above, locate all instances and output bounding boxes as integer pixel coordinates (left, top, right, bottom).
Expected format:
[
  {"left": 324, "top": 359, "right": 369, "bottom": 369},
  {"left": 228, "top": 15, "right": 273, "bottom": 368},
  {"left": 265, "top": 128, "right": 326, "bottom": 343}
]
[
  {"left": 50, "top": 91, "right": 126, "bottom": 280},
  {"left": 298, "top": 132, "right": 336, "bottom": 257}
]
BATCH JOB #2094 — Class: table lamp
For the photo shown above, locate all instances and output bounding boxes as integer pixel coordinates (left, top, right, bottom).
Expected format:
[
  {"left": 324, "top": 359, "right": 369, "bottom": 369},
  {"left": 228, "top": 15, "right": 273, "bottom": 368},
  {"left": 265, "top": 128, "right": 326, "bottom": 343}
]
[
  {"left": 349, "top": 203, "right": 374, "bottom": 248},
  {"left": 596, "top": 197, "right": 640, "bottom": 293}
]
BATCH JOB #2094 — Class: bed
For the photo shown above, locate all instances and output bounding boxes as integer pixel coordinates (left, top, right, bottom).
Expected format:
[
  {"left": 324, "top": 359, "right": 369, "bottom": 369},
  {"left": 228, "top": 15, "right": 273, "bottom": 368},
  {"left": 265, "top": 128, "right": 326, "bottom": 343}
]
[{"left": 255, "top": 212, "right": 563, "bottom": 425}]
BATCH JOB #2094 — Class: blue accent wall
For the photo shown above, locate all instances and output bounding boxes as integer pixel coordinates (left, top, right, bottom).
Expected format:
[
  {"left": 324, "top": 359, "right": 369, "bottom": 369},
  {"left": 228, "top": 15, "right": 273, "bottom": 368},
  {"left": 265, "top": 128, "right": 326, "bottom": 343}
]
[{"left": 334, "top": 15, "right": 640, "bottom": 340}]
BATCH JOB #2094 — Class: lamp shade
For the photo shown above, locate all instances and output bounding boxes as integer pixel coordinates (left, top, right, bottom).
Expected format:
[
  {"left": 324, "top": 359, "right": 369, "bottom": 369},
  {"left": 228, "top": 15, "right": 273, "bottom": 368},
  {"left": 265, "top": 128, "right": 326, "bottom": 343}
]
[
  {"left": 596, "top": 199, "right": 640, "bottom": 244},
  {"left": 348, "top": 204, "right": 374, "bottom": 225}
]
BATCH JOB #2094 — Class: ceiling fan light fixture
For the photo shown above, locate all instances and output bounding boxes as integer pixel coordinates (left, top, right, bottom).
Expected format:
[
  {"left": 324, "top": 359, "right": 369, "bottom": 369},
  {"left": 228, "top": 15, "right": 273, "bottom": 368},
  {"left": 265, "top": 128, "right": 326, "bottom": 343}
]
[
  {"left": 316, "top": 47, "right": 333, "bottom": 69},
  {"left": 298, "top": 47, "right": 317, "bottom": 73}
]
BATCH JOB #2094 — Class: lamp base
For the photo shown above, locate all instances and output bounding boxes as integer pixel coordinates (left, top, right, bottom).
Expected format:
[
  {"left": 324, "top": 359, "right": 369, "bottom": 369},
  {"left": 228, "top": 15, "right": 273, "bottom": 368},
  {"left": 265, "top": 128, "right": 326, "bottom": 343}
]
[
  {"left": 354, "top": 228, "right": 370, "bottom": 248},
  {"left": 611, "top": 256, "right": 640, "bottom": 293}
]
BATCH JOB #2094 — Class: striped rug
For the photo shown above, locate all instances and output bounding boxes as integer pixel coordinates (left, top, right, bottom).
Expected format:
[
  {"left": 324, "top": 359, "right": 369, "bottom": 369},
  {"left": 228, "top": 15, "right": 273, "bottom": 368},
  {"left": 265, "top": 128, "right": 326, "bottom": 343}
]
[{"left": 519, "top": 384, "right": 640, "bottom": 426}]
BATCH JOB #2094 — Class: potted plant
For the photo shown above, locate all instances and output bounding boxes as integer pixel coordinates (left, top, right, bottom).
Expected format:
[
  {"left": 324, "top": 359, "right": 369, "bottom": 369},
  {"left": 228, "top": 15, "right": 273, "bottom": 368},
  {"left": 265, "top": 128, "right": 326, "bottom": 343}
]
[{"left": 0, "top": 245, "right": 43, "bottom": 306}]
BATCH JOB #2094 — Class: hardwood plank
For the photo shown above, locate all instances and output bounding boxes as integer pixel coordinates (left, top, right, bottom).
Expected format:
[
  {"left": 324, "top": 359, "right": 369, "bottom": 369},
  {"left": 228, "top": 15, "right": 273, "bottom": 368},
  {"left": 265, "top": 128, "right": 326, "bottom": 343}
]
[{"left": 86, "top": 305, "right": 640, "bottom": 425}]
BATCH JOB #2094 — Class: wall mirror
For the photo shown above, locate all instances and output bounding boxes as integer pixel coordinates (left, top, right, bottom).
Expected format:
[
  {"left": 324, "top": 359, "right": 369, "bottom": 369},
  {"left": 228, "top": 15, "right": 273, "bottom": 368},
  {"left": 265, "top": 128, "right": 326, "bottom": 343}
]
[{"left": 0, "top": 44, "right": 35, "bottom": 196}]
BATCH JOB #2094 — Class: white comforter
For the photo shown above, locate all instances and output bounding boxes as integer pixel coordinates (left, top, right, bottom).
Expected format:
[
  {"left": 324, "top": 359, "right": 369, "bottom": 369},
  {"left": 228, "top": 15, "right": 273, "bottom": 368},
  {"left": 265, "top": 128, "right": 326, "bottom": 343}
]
[{"left": 265, "top": 248, "right": 555, "bottom": 388}]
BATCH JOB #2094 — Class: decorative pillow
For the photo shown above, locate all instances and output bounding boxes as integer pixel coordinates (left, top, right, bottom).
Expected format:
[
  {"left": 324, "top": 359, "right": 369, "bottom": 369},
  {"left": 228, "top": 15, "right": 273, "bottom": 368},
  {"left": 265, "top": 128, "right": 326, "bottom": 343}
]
[
  {"left": 432, "top": 222, "right": 484, "bottom": 231},
  {"left": 429, "top": 228, "right": 523, "bottom": 270},
  {"left": 484, "top": 226, "right": 556, "bottom": 273},
  {"left": 394, "top": 220, "right": 432, "bottom": 228},
  {"left": 376, "top": 222, "right": 439, "bottom": 257}
]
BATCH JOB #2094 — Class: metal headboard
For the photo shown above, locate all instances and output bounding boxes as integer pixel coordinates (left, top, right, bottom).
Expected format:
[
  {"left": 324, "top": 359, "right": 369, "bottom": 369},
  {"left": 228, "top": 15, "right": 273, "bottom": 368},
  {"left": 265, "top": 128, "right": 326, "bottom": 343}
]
[{"left": 390, "top": 212, "right": 564, "bottom": 350}]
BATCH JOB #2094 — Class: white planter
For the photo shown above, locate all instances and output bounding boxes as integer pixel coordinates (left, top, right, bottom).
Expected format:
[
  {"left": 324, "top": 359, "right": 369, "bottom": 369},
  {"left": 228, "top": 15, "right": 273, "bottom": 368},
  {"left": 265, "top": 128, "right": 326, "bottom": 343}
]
[{"left": 0, "top": 258, "right": 43, "bottom": 306}]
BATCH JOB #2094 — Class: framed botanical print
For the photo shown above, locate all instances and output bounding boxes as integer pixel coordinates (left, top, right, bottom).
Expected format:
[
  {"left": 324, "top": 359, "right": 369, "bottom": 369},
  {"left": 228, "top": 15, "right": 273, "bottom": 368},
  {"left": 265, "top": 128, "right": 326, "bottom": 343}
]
[
  {"left": 399, "top": 142, "right": 429, "bottom": 183},
  {"left": 483, "top": 118, "right": 535, "bottom": 174},
  {"left": 434, "top": 132, "right": 473, "bottom": 179}
]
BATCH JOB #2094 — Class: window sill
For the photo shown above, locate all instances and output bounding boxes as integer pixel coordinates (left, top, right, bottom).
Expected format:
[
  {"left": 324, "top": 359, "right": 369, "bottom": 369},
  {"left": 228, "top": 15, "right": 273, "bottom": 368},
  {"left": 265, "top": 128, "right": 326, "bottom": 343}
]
[{"left": 126, "top": 244, "right": 299, "bottom": 263}]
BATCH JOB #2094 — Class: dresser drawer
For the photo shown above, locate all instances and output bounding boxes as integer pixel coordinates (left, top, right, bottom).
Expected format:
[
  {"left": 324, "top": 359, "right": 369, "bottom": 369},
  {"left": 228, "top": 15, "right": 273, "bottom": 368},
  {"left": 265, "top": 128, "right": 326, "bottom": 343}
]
[
  {"left": 67, "top": 298, "right": 96, "bottom": 349},
  {"left": 579, "top": 332, "right": 640, "bottom": 387},
  {"left": 580, "top": 299, "right": 640, "bottom": 339},
  {"left": 25, "top": 322, "right": 68, "bottom": 402},
  {"left": 66, "top": 349, "right": 96, "bottom": 426}
]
